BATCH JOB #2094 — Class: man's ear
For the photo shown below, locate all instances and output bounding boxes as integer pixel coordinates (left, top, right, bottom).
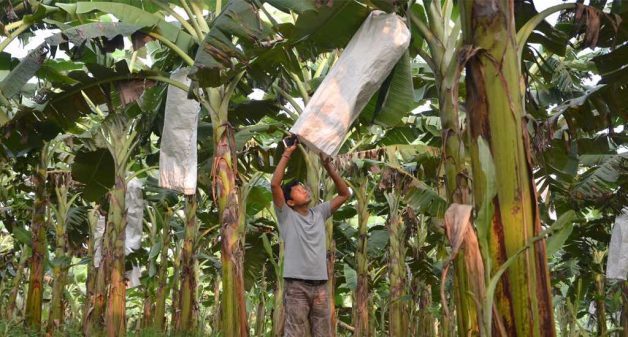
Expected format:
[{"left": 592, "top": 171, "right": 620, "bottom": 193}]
[{"left": 287, "top": 199, "right": 294, "bottom": 207}]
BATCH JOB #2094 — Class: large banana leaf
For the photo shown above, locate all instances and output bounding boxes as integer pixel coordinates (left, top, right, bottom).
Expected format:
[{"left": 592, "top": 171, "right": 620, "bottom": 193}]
[
  {"left": 57, "top": 2, "right": 195, "bottom": 53},
  {"left": 72, "top": 148, "right": 115, "bottom": 202},
  {"left": 0, "top": 65, "right": 162, "bottom": 158},
  {"left": 359, "top": 52, "right": 417, "bottom": 128},
  {"left": 190, "top": 0, "right": 273, "bottom": 87},
  {"left": 515, "top": 0, "right": 570, "bottom": 57},
  {"left": 290, "top": 0, "right": 369, "bottom": 57},
  {"left": 551, "top": 83, "right": 627, "bottom": 135},
  {"left": 570, "top": 152, "right": 628, "bottom": 204},
  {"left": 0, "top": 22, "right": 145, "bottom": 99},
  {"left": 263, "top": 0, "right": 317, "bottom": 14}
]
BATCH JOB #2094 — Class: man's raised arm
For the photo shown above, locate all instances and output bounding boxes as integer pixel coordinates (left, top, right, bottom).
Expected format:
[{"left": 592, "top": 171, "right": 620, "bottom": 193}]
[
  {"left": 271, "top": 143, "right": 297, "bottom": 208},
  {"left": 321, "top": 155, "right": 351, "bottom": 213}
]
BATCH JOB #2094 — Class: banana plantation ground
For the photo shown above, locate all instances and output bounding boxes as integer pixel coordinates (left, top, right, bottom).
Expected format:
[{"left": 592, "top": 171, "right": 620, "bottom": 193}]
[{"left": 0, "top": 0, "right": 627, "bottom": 337}]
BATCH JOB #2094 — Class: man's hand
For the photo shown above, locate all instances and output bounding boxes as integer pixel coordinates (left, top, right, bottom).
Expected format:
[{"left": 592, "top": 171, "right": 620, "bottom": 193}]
[
  {"left": 320, "top": 153, "right": 333, "bottom": 169},
  {"left": 284, "top": 143, "right": 298, "bottom": 157}
]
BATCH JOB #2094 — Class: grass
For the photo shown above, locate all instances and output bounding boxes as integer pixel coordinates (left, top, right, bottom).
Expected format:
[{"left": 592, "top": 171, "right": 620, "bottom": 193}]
[{"left": 0, "top": 320, "right": 208, "bottom": 337}]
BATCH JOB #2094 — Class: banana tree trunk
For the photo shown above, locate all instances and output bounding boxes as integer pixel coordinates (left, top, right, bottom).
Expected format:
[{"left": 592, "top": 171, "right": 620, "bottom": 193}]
[
  {"left": 171, "top": 240, "right": 183, "bottom": 330},
  {"left": 141, "top": 289, "right": 153, "bottom": 329},
  {"left": 104, "top": 172, "right": 128, "bottom": 337},
  {"left": 324, "top": 183, "right": 337, "bottom": 337},
  {"left": 269, "top": 236, "right": 285, "bottom": 337},
  {"left": 254, "top": 266, "right": 267, "bottom": 337},
  {"left": 439, "top": 74, "right": 479, "bottom": 337},
  {"left": 418, "top": 284, "right": 436, "bottom": 337},
  {"left": 207, "top": 83, "right": 248, "bottom": 337},
  {"left": 24, "top": 148, "right": 48, "bottom": 331},
  {"left": 83, "top": 207, "right": 99, "bottom": 333},
  {"left": 594, "top": 273, "right": 607, "bottom": 336},
  {"left": 177, "top": 194, "right": 198, "bottom": 332},
  {"left": 88, "top": 212, "right": 111, "bottom": 336},
  {"left": 6, "top": 245, "right": 30, "bottom": 320},
  {"left": 47, "top": 174, "right": 71, "bottom": 333},
  {"left": 326, "top": 237, "right": 337, "bottom": 335},
  {"left": 103, "top": 116, "right": 137, "bottom": 337},
  {"left": 385, "top": 192, "right": 407, "bottom": 337},
  {"left": 622, "top": 282, "right": 628, "bottom": 337},
  {"left": 153, "top": 208, "right": 172, "bottom": 331},
  {"left": 412, "top": 0, "right": 481, "bottom": 332},
  {"left": 142, "top": 211, "right": 158, "bottom": 330},
  {"left": 213, "top": 275, "right": 222, "bottom": 334},
  {"left": 353, "top": 177, "right": 370, "bottom": 337},
  {"left": 460, "top": 1, "right": 555, "bottom": 336},
  {"left": 214, "top": 121, "right": 248, "bottom": 337}
]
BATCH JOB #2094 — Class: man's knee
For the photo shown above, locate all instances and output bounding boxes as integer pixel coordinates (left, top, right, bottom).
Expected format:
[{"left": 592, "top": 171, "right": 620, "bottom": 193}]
[{"left": 310, "top": 286, "right": 331, "bottom": 337}]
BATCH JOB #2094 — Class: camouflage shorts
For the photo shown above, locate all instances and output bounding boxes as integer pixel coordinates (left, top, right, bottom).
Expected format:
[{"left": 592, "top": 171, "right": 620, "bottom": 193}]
[{"left": 283, "top": 279, "right": 331, "bottom": 337}]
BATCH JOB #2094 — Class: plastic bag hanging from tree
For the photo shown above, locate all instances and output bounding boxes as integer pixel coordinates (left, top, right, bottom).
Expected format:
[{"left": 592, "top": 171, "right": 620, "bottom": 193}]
[
  {"left": 124, "top": 177, "right": 144, "bottom": 288},
  {"left": 94, "top": 214, "right": 106, "bottom": 267},
  {"left": 125, "top": 177, "right": 144, "bottom": 254},
  {"left": 290, "top": 11, "right": 410, "bottom": 156},
  {"left": 159, "top": 67, "right": 200, "bottom": 194},
  {"left": 606, "top": 207, "right": 628, "bottom": 280},
  {"left": 93, "top": 178, "right": 144, "bottom": 269}
]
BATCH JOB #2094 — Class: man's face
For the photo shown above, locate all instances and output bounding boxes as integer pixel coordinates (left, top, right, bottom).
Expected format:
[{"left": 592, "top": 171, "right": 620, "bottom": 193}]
[{"left": 288, "top": 182, "right": 311, "bottom": 207}]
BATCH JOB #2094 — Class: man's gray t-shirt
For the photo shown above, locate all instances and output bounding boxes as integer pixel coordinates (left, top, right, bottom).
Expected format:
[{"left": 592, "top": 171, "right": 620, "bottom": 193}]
[{"left": 275, "top": 201, "right": 331, "bottom": 280}]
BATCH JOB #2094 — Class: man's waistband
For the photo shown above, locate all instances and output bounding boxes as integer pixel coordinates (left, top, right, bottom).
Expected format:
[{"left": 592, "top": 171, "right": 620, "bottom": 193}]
[{"left": 284, "top": 277, "right": 327, "bottom": 286}]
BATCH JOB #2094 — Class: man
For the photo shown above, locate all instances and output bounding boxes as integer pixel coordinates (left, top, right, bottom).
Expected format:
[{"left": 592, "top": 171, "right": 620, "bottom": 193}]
[{"left": 270, "top": 139, "right": 351, "bottom": 337}]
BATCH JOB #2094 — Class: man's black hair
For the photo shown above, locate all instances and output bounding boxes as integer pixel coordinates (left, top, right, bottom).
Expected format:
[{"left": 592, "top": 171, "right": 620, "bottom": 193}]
[{"left": 282, "top": 179, "right": 302, "bottom": 203}]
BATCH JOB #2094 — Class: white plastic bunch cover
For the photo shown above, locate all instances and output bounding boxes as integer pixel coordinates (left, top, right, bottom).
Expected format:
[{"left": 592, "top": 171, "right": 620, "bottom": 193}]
[
  {"left": 125, "top": 265, "right": 142, "bottom": 288},
  {"left": 606, "top": 207, "right": 628, "bottom": 280},
  {"left": 159, "top": 67, "right": 200, "bottom": 194},
  {"left": 125, "top": 177, "right": 144, "bottom": 254},
  {"left": 93, "top": 178, "right": 144, "bottom": 268},
  {"left": 94, "top": 214, "right": 106, "bottom": 268},
  {"left": 290, "top": 11, "right": 410, "bottom": 156}
]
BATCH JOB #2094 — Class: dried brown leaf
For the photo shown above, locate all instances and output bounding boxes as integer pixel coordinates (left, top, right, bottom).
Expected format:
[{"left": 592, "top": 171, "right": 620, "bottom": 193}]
[{"left": 440, "top": 203, "right": 486, "bottom": 320}]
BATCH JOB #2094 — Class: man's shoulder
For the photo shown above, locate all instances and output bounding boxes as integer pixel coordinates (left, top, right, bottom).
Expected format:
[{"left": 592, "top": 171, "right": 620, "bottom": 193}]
[{"left": 312, "top": 201, "right": 331, "bottom": 219}]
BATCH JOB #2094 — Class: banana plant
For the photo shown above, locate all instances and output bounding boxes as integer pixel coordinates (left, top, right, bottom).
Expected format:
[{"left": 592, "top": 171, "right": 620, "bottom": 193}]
[
  {"left": 457, "top": 1, "right": 580, "bottom": 336},
  {"left": 24, "top": 145, "right": 48, "bottom": 331},
  {"left": 47, "top": 172, "right": 80, "bottom": 334},
  {"left": 176, "top": 193, "right": 199, "bottom": 332},
  {"left": 100, "top": 113, "right": 139, "bottom": 337}
]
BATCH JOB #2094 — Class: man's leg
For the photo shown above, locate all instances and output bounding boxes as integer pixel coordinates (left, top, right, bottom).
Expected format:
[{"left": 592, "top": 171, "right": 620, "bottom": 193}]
[
  {"left": 310, "top": 283, "right": 331, "bottom": 337},
  {"left": 284, "top": 280, "right": 309, "bottom": 337}
]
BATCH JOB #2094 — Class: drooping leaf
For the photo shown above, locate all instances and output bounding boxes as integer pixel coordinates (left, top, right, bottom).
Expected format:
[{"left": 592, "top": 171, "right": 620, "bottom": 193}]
[
  {"left": 360, "top": 52, "right": 417, "bottom": 128},
  {"left": 475, "top": 137, "right": 496, "bottom": 260},
  {"left": 235, "top": 123, "right": 278, "bottom": 151},
  {"left": 72, "top": 149, "right": 115, "bottom": 202},
  {"left": 546, "top": 210, "right": 577, "bottom": 256},
  {"left": 291, "top": 0, "right": 369, "bottom": 57},
  {"left": 515, "top": 0, "right": 570, "bottom": 56},
  {"left": 1, "top": 64, "right": 162, "bottom": 158},
  {"left": 190, "top": 0, "right": 273, "bottom": 87},
  {"left": 246, "top": 179, "right": 272, "bottom": 216},
  {"left": 11, "top": 225, "right": 32, "bottom": 245},
  {"left": 0, "top": 22, "right": 145, "bottom": 100},
  {"left": 0, "top": 46, "right": 47, "bottom": 98},
  {"left": 367, "top": 229, "right": 389, "bottom": 257},
  {"left": 61, "top": 2, "right": 195, "bottom": 53},
  {"left": 263, "top": 0, "right": 317, "bottom": 14},
  {"left": 343, "top": 263, "right": 357, "bottom": 290},
  {"left": 570, "top": 153, "right": 627, "bottom": 203}
]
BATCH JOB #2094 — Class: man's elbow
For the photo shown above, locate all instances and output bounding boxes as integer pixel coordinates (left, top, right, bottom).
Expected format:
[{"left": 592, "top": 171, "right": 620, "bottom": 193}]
[
  {"left": 338, "top": 193, "right": 351, "bottom": 203},
  {"left": 340, "top": 187, "right": 352, "bottom": 199}
]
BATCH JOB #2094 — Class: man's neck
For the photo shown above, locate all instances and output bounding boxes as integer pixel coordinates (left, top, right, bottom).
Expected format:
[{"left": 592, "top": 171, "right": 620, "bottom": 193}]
[{"left": 292, "top": 204, "right": 310, "bottom": 216}]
